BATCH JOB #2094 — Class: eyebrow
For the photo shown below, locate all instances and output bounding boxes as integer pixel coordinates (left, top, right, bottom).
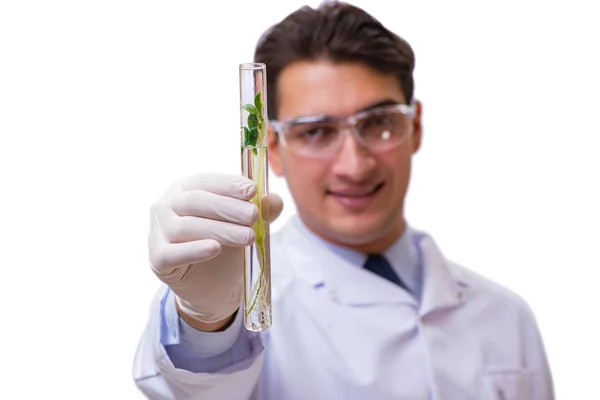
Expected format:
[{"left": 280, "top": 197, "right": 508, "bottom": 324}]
[
  {"left": 280, "top": 98, "right": 403, "bottom": 124},
  {"left": 356, "top": 98, "right": 402, "bottom": 113}
]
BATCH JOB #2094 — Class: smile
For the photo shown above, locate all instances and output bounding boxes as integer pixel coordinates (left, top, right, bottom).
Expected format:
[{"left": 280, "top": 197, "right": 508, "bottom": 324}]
[
  {"left": 327, "top": 183, "right": 385, "bottom": 210},
  {"left": 328, "top": 182, "right": 384, "bottom": 197}
]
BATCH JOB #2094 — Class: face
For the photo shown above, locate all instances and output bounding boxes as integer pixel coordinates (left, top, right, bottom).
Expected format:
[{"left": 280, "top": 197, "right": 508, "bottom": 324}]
[{"left": 268, "top": 60, "right": 422, "bottom": 253}]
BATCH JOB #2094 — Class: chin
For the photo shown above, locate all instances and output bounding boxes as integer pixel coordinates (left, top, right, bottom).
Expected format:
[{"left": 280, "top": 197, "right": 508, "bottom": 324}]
[{"left": 321, "top": 213, "right": 397, "bottom": 246}]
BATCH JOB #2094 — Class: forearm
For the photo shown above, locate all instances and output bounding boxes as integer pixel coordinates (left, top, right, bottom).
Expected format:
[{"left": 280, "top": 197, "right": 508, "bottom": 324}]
[
  {"left": 134, "top": 286, "right": 266, "bottom": 399},
  {"left": 162, "top": 289, "right": 252, "bottom": 373}
]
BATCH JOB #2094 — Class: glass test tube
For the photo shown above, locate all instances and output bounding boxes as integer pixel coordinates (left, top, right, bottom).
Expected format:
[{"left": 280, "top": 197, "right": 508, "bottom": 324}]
[{"left": 239, "top": 63, "right": 272, "bottom": 331}]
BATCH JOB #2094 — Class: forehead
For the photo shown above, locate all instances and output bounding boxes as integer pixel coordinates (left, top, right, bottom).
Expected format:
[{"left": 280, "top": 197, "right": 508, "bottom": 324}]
[{"left": 276, "top": 60, "right": 406, "bottom": 120}]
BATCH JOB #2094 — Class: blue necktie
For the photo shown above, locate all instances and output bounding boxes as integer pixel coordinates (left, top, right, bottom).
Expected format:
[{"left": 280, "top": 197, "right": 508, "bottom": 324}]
[{"left": 363, "top": 254, "right": 408, "bottom": 291}]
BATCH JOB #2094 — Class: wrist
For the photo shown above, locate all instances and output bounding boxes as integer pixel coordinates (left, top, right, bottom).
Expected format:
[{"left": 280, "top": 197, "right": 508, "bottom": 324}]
[{"left": 175, "top": 299, "right": 238, "bottom": 332}]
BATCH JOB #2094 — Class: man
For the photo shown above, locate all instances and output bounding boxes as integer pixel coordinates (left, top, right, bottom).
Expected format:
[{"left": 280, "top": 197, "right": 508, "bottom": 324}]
[{"left": 133, "top": 2, "right": 554, "bottom": 399}]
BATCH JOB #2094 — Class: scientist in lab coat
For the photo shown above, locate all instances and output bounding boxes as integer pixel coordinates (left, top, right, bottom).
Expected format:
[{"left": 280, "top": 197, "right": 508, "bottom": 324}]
[{"left": 133, "top": 2, "right": 554, "bottom": 399}]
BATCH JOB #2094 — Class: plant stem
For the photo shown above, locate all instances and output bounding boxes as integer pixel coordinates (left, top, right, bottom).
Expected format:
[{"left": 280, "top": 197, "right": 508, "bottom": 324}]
[
  {"left": 245, "top": 146, "right": 268, "bottom": 318},
  {"left": 241, "top": 93, "right": 269, "bottom": 321}
]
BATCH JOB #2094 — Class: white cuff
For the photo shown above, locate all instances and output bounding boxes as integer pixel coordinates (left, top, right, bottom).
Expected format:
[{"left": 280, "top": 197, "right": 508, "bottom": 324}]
[{"left": 178, "top": 305, "right": 244, "bottom": 358}]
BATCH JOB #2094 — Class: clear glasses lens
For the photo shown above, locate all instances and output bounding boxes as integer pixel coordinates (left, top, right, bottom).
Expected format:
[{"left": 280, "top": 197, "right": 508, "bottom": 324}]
[{"left": 280, "top": 107, "right": 412, "bottom": 157}]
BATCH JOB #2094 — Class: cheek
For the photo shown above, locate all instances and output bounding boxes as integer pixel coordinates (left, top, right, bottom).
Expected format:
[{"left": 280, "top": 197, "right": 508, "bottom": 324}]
[
  {"left": 281, "top": 158, "right": 328, "bottom": 199},
  {"left": 381, "top": 148, "right": 413, "bottom": 188}
]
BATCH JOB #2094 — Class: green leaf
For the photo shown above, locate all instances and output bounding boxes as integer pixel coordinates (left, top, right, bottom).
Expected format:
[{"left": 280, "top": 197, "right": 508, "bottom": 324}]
[
  {"left": 254, "top": 92, "right": 263, "bottom": 117},
  {"left": 243, "top": 126, "right": 258, "bottom": 148},
  {"left": 248, "top": 113, "right": 258, "bottom": 130},
  {"left": 243, "top": 126, "right": 252, "bottom": 147},
  {"left": 242, "top": 104, "right": 258, "bottom": 115},
  {"left": 248, "top": 126, "right": 258, "bottom": 145}
]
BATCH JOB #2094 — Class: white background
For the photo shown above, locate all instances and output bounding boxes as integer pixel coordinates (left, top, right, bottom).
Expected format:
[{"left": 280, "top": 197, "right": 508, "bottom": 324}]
[{"left": 1, "top": 0, "right": 598, "bottom": 398}]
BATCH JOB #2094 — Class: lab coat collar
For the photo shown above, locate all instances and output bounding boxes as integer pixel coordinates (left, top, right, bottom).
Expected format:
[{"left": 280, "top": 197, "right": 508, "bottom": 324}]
[
  {"left": 282, "top": 216, "right": 469, "bottom": 313},
  {"left": 285, "top": 216, "right": 412, "bottom": 306},
  {"left": 412, "top": 231, "right": 470, "bottom": 317}
]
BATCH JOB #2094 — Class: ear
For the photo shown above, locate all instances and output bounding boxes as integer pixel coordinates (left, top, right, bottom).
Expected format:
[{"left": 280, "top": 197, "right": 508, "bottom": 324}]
[
  {"left": 267, "top": 125, "right": 283, "bottom": 176},
  {"left": 411, "top": 100, "right": 423, "bottom": 154}
]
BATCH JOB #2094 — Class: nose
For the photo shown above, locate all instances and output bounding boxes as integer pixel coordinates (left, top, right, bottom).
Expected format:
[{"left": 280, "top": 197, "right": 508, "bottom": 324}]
[{"left": 330, "top": 129, "right": 376, "bottom": 180}]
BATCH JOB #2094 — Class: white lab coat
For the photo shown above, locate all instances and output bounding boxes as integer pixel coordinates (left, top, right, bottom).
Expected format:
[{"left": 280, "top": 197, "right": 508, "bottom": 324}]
[{"left": 133, "top": 216, "right": 554, "bottom": 399}]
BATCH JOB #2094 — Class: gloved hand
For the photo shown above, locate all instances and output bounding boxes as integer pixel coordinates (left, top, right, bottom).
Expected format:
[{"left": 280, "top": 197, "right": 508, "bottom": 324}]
[{"left": 148, "top": 172, "right": 284, "bottom": 324}]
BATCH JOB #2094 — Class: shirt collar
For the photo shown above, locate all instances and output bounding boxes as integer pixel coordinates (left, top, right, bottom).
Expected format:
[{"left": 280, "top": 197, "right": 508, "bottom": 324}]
[{"left": 382, "top": 224, "right": 423, "bottom": 302}]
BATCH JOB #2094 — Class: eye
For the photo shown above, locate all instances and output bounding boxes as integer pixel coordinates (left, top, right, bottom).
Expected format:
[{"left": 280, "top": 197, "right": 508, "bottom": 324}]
[
  {"left": 302, "top": 127, "right": 326, "bottom": 137},
  {"left": 289, "top": 123, "right": 337, "bottom": 140},
  {"left": 364, "top": 115, "right": 393, "bottom": 128}
]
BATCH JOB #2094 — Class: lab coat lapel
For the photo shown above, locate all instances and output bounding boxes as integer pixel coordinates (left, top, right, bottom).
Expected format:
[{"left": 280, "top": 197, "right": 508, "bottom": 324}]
[
  {"left": 321, "top": 254, "right": 415, "bottom": 306},
  {"left": 283, "top": 217, "right": 415, "bottom": 307},
  {"left": 415, "top": 232, "right": 468, "bottom": 317}
]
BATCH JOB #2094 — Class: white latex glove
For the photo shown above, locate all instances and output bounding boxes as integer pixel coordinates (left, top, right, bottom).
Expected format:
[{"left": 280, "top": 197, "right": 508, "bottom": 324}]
[{"left": 148, "top": 172, "right": 283, "bottom": 324}]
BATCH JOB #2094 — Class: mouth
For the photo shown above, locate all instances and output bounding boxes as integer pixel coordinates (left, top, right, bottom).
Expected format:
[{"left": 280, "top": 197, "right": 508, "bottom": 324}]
[{"left": 326, "top": 182, "right": 385, "bottom": 210}]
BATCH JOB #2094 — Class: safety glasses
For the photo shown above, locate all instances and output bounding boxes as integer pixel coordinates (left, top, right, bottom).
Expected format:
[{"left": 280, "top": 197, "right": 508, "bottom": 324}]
[{"left": 269, "top": 103, "right": 415, "bottom": 158}]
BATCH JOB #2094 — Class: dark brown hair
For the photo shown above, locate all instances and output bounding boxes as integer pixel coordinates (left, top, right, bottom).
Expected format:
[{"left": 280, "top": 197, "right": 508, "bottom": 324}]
[{"left": 254, "top": 1, "right": 416, "bottom": 120}]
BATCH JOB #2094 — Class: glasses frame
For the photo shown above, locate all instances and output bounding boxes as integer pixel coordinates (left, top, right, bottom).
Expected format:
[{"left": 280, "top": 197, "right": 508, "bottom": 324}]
[{"left": 269, "top": 103, "right": 416, "bottom": 158}]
